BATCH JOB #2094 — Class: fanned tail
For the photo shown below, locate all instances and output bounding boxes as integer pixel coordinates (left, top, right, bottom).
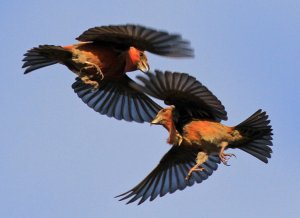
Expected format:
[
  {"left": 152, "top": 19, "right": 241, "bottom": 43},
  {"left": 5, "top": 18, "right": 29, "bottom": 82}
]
[
  {"left": 232, "top": 109, "right": 273, "bottom": 163},
  {"left": 22, "top": 45, "right": 72, "bottom": 74}
]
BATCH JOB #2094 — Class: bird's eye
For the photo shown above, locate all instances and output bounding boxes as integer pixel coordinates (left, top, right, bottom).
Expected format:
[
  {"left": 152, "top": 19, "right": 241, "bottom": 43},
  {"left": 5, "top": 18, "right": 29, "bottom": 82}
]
[{"left": 161, "top": 109, "right": 167, "bottom": 113}]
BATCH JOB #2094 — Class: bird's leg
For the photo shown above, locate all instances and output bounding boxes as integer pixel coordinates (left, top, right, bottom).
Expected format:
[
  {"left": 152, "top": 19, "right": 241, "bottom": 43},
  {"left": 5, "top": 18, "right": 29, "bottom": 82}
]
[
  {"left": 176, "top": 132, "right": 183, "bottom": 146},
  {"left": 185, "top": 152, "right": 208, "bottom": 181},
  {"left": 185, "top": 163, "right": 205, "bottom": 181},
  {"left": 79, "top": 62, "right": 104, "bottom": 90},
  {"left": 219, "top": 141, "right": 236, "bottom": 166}
]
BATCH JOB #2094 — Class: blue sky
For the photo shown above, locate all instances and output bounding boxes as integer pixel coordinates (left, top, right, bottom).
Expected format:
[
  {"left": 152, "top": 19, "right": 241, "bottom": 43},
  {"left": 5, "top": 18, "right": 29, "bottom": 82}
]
[{"left": 1, "top": 0, "right": 300, "bottom": 217}]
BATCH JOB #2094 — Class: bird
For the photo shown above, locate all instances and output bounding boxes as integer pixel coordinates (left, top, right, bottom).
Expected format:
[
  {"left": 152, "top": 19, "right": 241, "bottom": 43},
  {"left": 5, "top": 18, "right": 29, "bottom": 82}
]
[
  {"left": 116, "top": 70, "right": 273, "bottom": 204},
  {"left": 22, "top": 24, "right": 193, "bottom": 122}
]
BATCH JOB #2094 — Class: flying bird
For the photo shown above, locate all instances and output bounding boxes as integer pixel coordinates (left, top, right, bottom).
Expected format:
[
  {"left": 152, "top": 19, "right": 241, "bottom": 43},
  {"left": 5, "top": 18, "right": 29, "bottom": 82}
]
[
  {"left": 117, "top": 70, "right": 273, "bottom": 204},
  {"left": 22, "top": 24, "right": 193, "bottom": 122}
]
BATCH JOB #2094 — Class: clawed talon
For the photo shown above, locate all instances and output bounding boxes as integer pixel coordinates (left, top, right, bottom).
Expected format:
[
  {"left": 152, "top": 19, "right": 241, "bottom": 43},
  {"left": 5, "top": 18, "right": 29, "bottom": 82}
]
[
  {"left": 80, "top": 75, "right": 100, "bottom": 90},
  {"left": 185, "top": 165, "right": 205, "bottom": 181},
  {"left": 219, "top": 152, "right": 236, "bottom": 166},
  {"left": 80, "top": 63, "right": 104, "bottom": 79},
  {"left": 79, "top": 63, "right": 104, "bottom": 90},
  {"left": 93, "top": 65, "right": 104, "bottom": 80}
]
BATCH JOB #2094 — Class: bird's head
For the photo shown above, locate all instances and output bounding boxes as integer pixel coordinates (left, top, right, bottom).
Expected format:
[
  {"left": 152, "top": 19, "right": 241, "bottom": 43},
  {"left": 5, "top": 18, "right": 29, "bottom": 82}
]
[
  {"left": 151, "top": 106, "right": 175, "bottom": 126},
  {"left": 125, "top": 47, "right": 149, "bottom": 73}
]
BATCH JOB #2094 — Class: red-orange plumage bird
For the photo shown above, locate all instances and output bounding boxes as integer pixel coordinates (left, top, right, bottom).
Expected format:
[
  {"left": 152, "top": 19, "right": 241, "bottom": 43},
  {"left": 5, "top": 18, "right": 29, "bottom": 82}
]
[
  {"left": 117, "top": 70, "right": 273, "bottom": 204},
  {"left": 22, "top": 24, "right": 193, "bottom": 122}
]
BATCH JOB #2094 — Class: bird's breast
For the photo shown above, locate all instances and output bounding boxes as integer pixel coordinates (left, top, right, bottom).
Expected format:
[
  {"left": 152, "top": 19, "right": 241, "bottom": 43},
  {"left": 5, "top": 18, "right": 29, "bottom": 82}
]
[{"left": 64, "top": 43, "right": 126, "bottom": 78}]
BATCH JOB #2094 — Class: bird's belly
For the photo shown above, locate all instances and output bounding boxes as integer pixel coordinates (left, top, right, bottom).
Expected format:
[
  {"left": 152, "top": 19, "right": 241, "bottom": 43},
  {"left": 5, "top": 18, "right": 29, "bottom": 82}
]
[
  {"left": 183, "top": 120, "right": 233, "bottom": 152},
  {"left": 182, "top": 137, "right": 220, "bottom": 153},
  {"left": 197, "top": 140, "right": 220, "bottom": 153}
]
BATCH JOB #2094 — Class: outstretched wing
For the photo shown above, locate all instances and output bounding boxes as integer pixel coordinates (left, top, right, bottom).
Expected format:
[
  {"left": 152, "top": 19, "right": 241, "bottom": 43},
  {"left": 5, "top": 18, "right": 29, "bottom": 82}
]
[
  {"left": 116, "top": 146, "right": 220, "bottom": 205},
  {"left": 76, "top": 24, "right": 193, "bottom": 57},
  {"left": 130, "top": 70, "right": 227, "bottom": 129},
  {"left": 72, "top": 75, "right": 162, "bottom": 123}
]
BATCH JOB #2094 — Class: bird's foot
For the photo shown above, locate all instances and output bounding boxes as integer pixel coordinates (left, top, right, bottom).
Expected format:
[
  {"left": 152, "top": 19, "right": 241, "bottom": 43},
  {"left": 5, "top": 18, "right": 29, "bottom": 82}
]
[
  {"left": 90, "top": 64, "right": 104, "bottom": 81},
  {"left": 80, "top": 62, "right": 104, "bottom": 79},
  {"left": 185, "top": 165, "right": 205, "bottom": 181},
  {"left": 80, "top": 75, "right": 100, "bottom": 90},
  {"left": 79, "top": 63, "right": 104, "bottom": 90},
  {"left": 219, "top": 152, "right": 236, "bottom": 166}
]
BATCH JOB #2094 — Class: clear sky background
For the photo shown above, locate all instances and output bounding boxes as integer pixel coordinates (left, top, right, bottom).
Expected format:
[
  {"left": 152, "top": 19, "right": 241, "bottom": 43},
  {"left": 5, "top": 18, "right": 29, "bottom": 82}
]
[{"left": 1, "top": 0, "right": 299, "bottom": 217}]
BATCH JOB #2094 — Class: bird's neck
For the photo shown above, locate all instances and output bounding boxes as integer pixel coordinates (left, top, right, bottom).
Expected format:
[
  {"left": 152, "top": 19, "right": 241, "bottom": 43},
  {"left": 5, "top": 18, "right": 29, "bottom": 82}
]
[
  {"left": 124, "top": 47, "right": 139, "bottom": 72},
  {"left": 164, "top": 120, "right": 179, "bottom": 145}
]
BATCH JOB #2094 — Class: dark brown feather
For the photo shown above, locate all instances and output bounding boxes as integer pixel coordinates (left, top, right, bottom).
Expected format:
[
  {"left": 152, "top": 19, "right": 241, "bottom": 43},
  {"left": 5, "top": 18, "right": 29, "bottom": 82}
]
[
  {"left": 76, "top": 24, "right": 194, "bottom": 57},
  {"left": 130, "top": 70, "right": 228, "bottom": 130}
]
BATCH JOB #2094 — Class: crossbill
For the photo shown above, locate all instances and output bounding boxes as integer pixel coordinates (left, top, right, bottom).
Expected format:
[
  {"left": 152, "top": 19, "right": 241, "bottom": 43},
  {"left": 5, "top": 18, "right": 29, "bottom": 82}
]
[
  {"left": 117, "top": 70, "right": 273, "bottom": 204},
  {"left": 22, "top": 25, "right": 193, "bottom": 122}
]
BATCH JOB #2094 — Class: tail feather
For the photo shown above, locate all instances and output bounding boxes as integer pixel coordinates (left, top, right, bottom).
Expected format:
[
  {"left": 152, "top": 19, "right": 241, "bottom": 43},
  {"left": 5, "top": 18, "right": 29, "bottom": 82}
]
[
  {"left": 239, "top": 147, "right": 269, "bottom": 163},
  {"left": 232, "top": 109, "right": 273, "bottom": 163},
  {"left": 22, "top": 45, "right": 72, "bottom": 74}
]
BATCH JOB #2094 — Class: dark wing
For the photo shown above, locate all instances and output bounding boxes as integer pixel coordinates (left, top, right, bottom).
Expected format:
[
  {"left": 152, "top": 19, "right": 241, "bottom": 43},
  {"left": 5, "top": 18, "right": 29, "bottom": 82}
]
[
  {"left": 116, "top": 147, "right": 220, "bottom": 205},
  {"left": 130, "top": 70, "right": 227, "bottom": 129},
  {"left": 76, "top": 24, "right": 193, "bottom": 57},
  {"left": 72, "top": 75, "right": 162, "bottom": 123}
]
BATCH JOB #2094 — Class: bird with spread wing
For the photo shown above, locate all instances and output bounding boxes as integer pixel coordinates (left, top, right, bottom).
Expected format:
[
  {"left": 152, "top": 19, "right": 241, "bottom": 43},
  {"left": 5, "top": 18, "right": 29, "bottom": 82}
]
[
  {"left": 22, "top": 24, "right": 193, "bottom": 123},
  {"left": 116, "top": 70, "right": 273, "bottom": 204}
]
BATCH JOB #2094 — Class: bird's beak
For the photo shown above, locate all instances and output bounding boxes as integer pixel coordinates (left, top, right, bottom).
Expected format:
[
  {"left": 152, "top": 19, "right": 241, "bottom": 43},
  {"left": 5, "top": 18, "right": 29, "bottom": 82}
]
[
  {"left": 137, "top": 60, "right": 150, "bottom": 73},
  {"left": 151, "top": 115, "right": 162, "bottom": 125}
]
